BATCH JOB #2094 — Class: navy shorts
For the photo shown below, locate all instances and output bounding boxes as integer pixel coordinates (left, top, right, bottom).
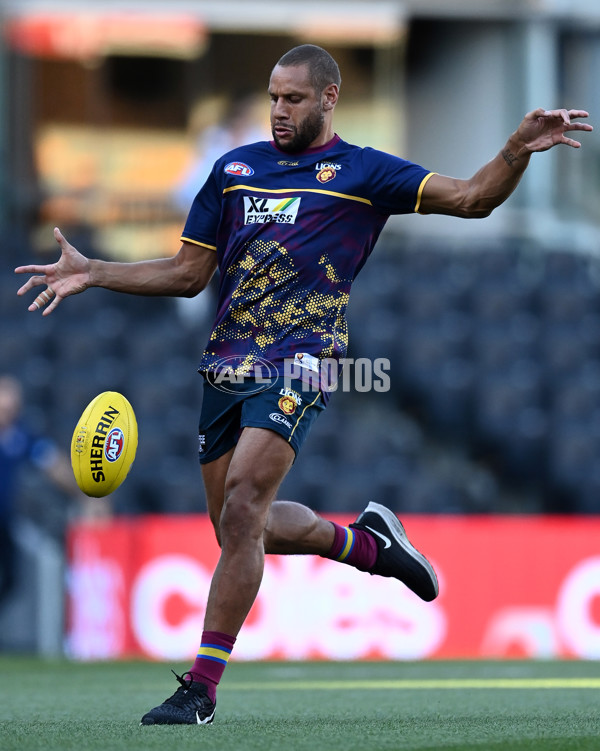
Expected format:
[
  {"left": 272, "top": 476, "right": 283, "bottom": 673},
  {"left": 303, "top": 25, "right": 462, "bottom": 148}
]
[{"left": 198, "top": 375, "right": 326, "bottom": 464}]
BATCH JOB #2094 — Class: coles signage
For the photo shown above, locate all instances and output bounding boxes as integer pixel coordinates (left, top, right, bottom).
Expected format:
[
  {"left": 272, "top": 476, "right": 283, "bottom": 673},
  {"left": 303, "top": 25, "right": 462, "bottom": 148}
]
[{"left": 66, "top": 515, "right": 600, "bottom": 661}]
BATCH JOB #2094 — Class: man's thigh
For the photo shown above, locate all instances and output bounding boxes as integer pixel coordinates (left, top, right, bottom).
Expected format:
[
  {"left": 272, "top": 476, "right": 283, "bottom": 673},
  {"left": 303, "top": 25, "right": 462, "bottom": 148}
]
[
  {"left": 198, "top": 376, "right": 325, "bottom": 533},
  {"left": 225, "top": 426, "right": 295, "bottom": 498},
  {"left": 203, "top": 428, "right": 295, "bottom": 544}
]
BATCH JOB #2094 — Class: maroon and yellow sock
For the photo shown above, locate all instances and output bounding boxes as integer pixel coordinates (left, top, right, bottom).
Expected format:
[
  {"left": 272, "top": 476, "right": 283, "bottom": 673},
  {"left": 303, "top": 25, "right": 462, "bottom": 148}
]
[
  {"left": 323, "top": 522, "right": 378, "bottom": 572},
  {"left": 188, "top": 630, "right": 236, "bottom": 702}
]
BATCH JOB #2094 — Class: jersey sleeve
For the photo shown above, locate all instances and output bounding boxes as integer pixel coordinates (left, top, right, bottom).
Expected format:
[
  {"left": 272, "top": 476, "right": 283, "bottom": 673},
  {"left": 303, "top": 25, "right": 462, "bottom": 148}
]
[
  {"left": 180, "top": 166, "right": 222, "bottom": 250},
  {"left": 361, "top": 147, "right": 434, "bottom": 215}
]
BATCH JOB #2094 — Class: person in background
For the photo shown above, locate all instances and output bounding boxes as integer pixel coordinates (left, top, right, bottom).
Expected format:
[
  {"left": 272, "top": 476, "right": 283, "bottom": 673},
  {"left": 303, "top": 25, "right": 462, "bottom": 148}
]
[
  {"left": 172, "top": 92, "right": 269, "bottom": 214},
  {"left": 171, "top": 92, "right": 269, "bottom": 328},
  {"left": 0, "top": 375, "right": 103, "bottom": 612}
]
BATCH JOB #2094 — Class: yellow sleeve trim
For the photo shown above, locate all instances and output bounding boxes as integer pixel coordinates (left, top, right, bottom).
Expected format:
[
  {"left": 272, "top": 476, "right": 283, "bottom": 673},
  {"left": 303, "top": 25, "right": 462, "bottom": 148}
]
[
  {"left": 180, "top": 236, "right": 217, "bottom": 251},
  {"left": 414, "top": 172, "right": 437, "bottom": 213}
]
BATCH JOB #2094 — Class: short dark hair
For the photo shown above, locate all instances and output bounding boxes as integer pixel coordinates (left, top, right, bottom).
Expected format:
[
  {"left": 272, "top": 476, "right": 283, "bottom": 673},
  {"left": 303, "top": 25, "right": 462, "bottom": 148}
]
[{"left": 275, "top": 44, "right": 341, "bottom": 93}]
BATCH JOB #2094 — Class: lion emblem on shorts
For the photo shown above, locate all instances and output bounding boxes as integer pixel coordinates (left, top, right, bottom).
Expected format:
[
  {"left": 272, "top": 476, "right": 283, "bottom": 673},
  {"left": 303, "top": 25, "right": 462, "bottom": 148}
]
[{"left": 278, "top": 396, "right": 297, "bottom": 415}]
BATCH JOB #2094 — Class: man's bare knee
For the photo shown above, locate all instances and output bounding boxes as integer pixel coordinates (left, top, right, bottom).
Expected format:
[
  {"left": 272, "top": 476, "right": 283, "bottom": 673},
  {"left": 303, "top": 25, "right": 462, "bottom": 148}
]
[{"left": 219, "top": 479, "right": 271, "bottom": 549}]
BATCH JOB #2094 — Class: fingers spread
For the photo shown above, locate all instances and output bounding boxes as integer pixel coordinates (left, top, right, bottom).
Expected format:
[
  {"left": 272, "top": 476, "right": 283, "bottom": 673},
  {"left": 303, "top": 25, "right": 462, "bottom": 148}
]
[
  {"left": 42, "top": 294, "right": 61, "bottom": 316},
  {"left": 16, "top": 274, "right": 45, "bottom": 296},
  {"left": 567, "top": 110, "right": 590, "bottom": 119},
  {"left": 29, "top": 287, "right": 55, "bottom": 312},
  {"left": 15, "top": 264, "right": 44, "bottom": 275},
  {"left": 54, "top": 226, "right": 70, "bottom": 249},
  {"left": 567, "top": 122, "right": 594, "bottom": 132}
]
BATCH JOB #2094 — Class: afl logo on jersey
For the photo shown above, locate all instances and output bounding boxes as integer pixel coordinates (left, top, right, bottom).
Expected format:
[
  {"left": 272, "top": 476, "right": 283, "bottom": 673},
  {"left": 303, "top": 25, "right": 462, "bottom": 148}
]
[{"left": 225, "top": 161, "right": 254, "bottom": 177}]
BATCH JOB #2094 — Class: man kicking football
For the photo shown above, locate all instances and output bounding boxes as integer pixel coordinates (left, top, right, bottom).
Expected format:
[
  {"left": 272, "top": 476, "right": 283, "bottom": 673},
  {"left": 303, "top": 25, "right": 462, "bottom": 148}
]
[{"left": 16, "top": 44, "right": 591, "bottom": 725}]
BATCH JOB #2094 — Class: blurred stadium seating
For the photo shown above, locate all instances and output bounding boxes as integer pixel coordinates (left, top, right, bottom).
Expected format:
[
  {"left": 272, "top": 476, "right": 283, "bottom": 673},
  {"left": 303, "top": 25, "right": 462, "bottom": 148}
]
[{"left": 4, "top": 233, "right": 599, "bottom": 528}]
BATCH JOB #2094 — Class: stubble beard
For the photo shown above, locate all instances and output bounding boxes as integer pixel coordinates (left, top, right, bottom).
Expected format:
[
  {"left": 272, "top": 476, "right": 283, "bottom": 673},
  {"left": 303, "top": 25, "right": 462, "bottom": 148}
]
[{"left": 272, "top": 107, "right": 325, "bottom": 154}]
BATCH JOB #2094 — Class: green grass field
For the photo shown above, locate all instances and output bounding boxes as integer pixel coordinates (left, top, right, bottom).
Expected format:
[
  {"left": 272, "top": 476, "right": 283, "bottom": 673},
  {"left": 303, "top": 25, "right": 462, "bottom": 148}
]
[{"left": 1, "top": 657, "right": 599, "bottom": 750}]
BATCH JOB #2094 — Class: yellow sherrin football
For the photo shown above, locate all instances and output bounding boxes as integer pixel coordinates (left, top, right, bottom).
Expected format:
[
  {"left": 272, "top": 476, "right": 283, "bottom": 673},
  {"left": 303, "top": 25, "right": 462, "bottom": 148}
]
[{"left": 71, "top": 391, "right": 138, "bottom": 497}]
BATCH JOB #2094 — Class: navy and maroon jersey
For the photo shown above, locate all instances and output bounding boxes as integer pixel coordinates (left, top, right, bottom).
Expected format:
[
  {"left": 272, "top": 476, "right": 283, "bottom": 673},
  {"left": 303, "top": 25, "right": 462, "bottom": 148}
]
[{"left": 181, "top": 134, "right": 433, "bottom": 378}]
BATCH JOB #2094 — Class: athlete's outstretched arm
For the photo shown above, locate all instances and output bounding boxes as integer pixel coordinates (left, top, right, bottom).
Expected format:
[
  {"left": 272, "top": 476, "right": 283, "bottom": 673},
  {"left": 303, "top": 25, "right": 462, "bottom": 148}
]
[
  {"left": 420, "top": 108, "right": 593, "bottom": 218},
  {"left": 15, "top": 227, "right": 218, "bottom": 315}
]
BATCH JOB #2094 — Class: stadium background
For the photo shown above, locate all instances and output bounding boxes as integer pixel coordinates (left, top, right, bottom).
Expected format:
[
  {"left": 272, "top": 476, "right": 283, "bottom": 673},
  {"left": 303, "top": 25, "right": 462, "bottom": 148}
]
[{"left": 1, "top": 0, "right": 600, "bottom": 658}]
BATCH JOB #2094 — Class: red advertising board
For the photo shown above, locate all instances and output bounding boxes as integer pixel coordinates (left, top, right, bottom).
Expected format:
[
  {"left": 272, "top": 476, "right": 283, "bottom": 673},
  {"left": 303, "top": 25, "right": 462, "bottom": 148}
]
[
  {"left": 5, "top": 13, "right": 206, "bottom": 60},
  {"left": 65, "top": 515, "right": 600, "bottom": 661}
]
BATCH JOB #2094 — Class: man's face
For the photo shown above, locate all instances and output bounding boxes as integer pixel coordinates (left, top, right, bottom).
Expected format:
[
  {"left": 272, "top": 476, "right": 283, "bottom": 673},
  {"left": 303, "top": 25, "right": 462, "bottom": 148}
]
[{"left": 268, "top": 64, "right": 325, "bottom": 153}]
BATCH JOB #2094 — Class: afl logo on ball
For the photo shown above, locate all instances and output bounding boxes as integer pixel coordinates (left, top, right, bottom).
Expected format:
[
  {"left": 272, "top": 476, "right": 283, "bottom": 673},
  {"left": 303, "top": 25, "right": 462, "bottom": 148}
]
[
  {"left": 225, "top": 161, "right": 254, "bottom": 177},
  {"left": 105, "top": 428, "right": 125, "bottom": 462}
]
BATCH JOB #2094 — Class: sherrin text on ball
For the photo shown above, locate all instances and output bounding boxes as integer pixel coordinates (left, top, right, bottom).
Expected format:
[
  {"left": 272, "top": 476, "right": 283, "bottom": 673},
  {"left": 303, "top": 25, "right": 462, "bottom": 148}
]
[{"left": 71, "top": 391, "right": 138, "bottom": 497}]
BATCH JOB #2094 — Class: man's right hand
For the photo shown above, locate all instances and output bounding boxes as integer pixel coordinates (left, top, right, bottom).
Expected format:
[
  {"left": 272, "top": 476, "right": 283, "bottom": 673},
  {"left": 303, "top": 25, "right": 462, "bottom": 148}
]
[{"left": 15, "top": 227, "right": 91, "bottom": 315}]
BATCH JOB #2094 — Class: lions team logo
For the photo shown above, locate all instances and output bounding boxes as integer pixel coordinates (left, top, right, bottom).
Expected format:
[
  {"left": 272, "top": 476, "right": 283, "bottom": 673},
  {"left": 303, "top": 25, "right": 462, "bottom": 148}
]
[
  {"left": 278, "top": 396, "right": 297, "bottom": 416},
  {"left": 104, "top": 428, "right": 124, "bottom": 462},
  {"left": 316, "top": 166, "right": 336, "bottom": 184}
]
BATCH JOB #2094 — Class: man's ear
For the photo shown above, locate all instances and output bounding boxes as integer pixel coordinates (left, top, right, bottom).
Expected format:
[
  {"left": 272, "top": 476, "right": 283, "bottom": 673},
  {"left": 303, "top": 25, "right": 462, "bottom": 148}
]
[{"left": 322, "top": 83, "right": 339, "bottom": 111}]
